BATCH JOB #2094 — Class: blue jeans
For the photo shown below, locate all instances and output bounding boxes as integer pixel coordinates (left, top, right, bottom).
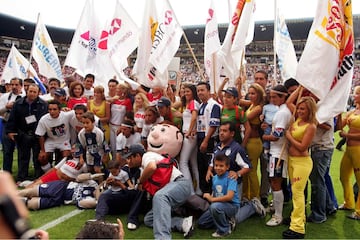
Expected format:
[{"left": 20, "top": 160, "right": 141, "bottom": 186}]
[
  {"left": 309, "top": 148, "right": 334, "bottom": 221},
  {"left": 235, "top": 200, "right": 256, "bottom": 223},
  {"left": 144, "top": 178, "right": 192, "bottom": 239},
  {"left": 198, "top": 202, "right": 239, "bottom": 234}
]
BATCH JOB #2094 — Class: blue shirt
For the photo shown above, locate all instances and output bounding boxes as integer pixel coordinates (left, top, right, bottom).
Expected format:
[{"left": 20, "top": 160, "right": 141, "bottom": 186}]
[{"left": 212, "top": 171, "right": 240, "bottom": 206}]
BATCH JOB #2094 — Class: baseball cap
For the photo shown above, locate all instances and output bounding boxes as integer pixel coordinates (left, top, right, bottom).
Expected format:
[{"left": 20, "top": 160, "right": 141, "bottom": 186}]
[
  {"left": 157, "top": 97, "right": 171, "bottom": 107},
  {"left": 122, "top": 143, "right": 146, "bottom": 159},
  {"left": 54, "top": 88, "right": 66, "bottom": 96},
  {"left": 222, "top": 87, "right": 238, "bottom": 98}
]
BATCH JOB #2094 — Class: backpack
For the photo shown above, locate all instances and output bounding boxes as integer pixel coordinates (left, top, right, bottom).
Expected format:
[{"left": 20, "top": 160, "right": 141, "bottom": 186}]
[{"left": 142, "top": 154, "right": 177, "bottom": 196}]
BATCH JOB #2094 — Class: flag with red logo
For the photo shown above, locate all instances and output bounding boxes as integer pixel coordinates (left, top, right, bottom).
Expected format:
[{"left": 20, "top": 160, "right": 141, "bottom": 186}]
[
  {"left": 31, "top": 14, "right": 63, "bottom": 80},
  {"left": 274, "top": 7, "right": 298, "bottom": 81},
  {"left": 218, "top": 0, "right": 254, "bottom": 81},
  {"left": 204, "top": 0, "right": 221, "bottom": 93},
  {"left": 230, "top": 0, "right": 255, "bottom": 73},
  {"left": 64, "top": 0, "right": 101, "bottom": 76},
  {"left": 107, "top": 0, "right": 139, "bottom": 76},
  {"left": 149, "top": 0, "right": 183, "bottom": 75},
  {"left": 132, "top": 0, "right": 167, "bottom": 88},
  {"left": 296, "top": 0, "right": 354, "bottom": 123}
]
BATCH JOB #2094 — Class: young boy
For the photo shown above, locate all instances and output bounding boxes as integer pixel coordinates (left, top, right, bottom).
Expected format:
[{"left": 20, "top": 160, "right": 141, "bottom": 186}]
[
  {"left": 76, "top": 112, "right": 110, "bottom": 178},
  {"left": 198, "top": 154, "right": 240, "bottom": 238},
  {"left": 105, "top": 161, "right": 134, "bottom": 192}
]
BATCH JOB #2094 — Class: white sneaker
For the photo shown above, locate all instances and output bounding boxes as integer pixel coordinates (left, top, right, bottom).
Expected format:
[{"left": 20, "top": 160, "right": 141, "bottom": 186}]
[
  {"left": 266, "top": 215, "right": 283, "bottom": 226},
  {"left": 182, "top": 216, "right": 194, "bottom": 238},
  {"left": 211, "top": 230, "right": 231, "bottom": 238},
  {"left": 229, "top": 217, "right": 236, "bottom": 232},
  {"left": 251, "top": 197, "right": 266, "bottom": 218},
  {"left": 127, "top": 223, "right": 137, "bottom": 230}
]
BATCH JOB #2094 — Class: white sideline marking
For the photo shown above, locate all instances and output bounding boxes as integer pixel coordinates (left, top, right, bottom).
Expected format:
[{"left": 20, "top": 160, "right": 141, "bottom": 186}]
[{"left": 39, "top": 209, "right": 83, "bottom": 230}]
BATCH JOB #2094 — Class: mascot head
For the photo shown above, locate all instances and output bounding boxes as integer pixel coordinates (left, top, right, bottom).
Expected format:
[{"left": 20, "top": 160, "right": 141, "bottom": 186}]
[{"left": 147, "top": 124, "right": 183, "bottom": 157}]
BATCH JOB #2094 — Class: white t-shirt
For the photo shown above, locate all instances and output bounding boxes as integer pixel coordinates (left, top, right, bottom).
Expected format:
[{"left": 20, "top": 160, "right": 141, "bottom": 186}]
[
  {"left": 182, "top": 100, "right": 199, "bottom": 133},
  {"left": 116, "top": 132, "right": 141, "bottom": 151},
  {"left": 108, "top": 169, "right": 129, "bottom": 192},
  {"left": 55, "top": 157, "right": 88, "bottom": 179},
  {"left": 134, "top": 108, "right": 146, "bottom": 129},
  {"left": 270, "top": 104, "right": 292, "bottom": 160},
  {"left": 36, "top": 111, "right": 71, "bottom": 146}
]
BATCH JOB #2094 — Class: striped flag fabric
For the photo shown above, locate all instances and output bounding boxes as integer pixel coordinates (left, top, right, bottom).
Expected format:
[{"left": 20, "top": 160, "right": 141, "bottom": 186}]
[
  {"left": 2, "top": 45, "right": 46, "bottom": 93},
  {"left": 274, "top": 8, "right": 298, "bottom": 81},
  {"left": 31, "top": 14, "right": 63, "bottom": 80},
  {"left": 296, "top": 0, "right": 354, "bottom": 123}
]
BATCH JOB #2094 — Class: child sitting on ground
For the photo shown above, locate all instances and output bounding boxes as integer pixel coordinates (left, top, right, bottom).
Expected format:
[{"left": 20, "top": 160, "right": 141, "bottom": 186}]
[{"left": 198, "top": 154, "right": 241, "bottom": 238}]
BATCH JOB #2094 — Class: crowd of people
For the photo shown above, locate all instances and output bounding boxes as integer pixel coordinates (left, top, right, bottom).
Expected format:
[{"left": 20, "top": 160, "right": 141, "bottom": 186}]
[{"left": 1, "top": 67, "right": 360, "bottom": 239}]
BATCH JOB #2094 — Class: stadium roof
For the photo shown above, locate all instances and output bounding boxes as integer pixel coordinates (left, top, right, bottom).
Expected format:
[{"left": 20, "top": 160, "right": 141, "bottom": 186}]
[{"left": 0, "top": 13, "right": 359, "bottom": 44}]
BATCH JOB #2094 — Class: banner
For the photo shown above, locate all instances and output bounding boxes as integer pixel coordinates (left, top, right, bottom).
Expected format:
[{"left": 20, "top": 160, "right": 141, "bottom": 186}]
[
  {"left": 31, "top": 14, "right": 63, "bottom": 80},
  {"left": 204, "top": 0, "right": 221, "bottom": 93},
  {"left": 296, "top": 0, "right": 354, "bottom": 123},
  {"left": 132, "top": 0, "right": 167, "bottom": 88},
  {"left": 149, "top": 0, "right": 183, "bottom": 74},
  {"left": 2, "top": 45, "right": 46, "bottom": 93},
  {"left": 274, "top": 9, "right": 298, "bottom": 81}
]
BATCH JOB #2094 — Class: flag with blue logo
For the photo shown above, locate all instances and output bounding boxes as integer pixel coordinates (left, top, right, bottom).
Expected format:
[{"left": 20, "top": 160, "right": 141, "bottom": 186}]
[{"left": 31, "top": 14, "right": 63, "bottom": 80}]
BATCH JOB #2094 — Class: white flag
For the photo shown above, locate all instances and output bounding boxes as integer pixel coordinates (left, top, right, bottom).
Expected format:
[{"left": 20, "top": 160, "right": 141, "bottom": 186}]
[
  {"left": 2, "top": 45, "right": 46, "bottom": 93},
  {"left": 132, "top": 0, "right": 167, "bottom": 88},
  {"left": 149, "top": 0, "right": 183, "bottom": 74},
  {"left": 31, "top": 14, "right": 63, "bottom": 80},
  {"left": 274, "top": 9, "right": 298, "bottom": 81},
  {"left": 296, "top": 0, "right": 354, "bottom": 123},
  {"left": 108, "top": 0, "right": 139, "bottom": 76},
  {"left": 204, "top": 0, "right": 221, "bottom": 93},
  {"left": 218, "top": 0, "right": 246, "bottom": 81},
  {"left": 64, "top": 0, "right": 100, "bottom": 75},
  {"left": 231, "top": 0, "right": 255, "bottom": 72}
]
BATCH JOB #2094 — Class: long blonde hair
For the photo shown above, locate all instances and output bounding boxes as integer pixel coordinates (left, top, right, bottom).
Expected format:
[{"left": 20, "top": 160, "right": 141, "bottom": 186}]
[
  {"left": 133, "top": 92, "right": 150, "bottom": 112},
  {"left": 249, "top": 83, "right": 265, "bottom": 106},
  {"left": 296, "top": 96, "right": 317, "bottom": 124}
]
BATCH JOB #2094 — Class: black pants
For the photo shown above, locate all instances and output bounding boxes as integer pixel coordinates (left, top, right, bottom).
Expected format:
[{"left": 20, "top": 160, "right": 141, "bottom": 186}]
[
  {"left": 16, "top": 132, "right": 42, "bottom": 181},
  {"left": 197, "top": 137, "right": 216, "bottom": 194}
]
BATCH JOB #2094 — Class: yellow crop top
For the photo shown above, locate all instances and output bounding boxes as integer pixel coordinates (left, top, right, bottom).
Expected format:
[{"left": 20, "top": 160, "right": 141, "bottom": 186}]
[
  {"left": 347, "top": 111, "right": 360, "bottom": 130},
  {"left": 291, "top": 118, "right": 309, "bottom": 141},
  {"left": 246, "top": 105, "right": 261, "bottom": 125}
]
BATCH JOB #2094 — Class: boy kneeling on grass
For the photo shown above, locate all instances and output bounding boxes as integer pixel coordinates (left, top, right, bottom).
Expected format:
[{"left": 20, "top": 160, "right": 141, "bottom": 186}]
[{"left": 198, "top": 153, "right": 240, "bottom": 238}]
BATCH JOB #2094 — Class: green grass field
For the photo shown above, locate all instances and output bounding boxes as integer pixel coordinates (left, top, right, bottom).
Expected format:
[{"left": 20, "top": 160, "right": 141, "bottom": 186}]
[{"left": 1, "top": 135, "right": 359, "bottom": 239}]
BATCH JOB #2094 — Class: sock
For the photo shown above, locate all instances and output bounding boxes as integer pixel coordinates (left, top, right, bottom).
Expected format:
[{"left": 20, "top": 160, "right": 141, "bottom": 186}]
[
  {"left": 273, "top": 190, "right": 284, "bottom": 218},
  {"left": 41, "top": 163, "right": 51, "bottom": 172}
]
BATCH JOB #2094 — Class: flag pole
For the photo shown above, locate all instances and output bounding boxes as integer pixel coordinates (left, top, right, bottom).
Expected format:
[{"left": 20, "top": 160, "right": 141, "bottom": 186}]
[
  {"left": 182, "top": 31, "right": 206, "bottom": 81},
  {"left": 212, "top": 53, "right": 217, "bottom": 92},
  {"left": 27, "top": 12, "right": 40, "bottom": 78},
  {"left": 273, "top": 0, "right": 277, "bottom": 83}
]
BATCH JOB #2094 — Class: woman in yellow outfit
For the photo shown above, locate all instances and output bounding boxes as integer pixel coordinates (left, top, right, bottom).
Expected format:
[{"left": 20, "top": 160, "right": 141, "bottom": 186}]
[
  {"left": 338, "top": 86, "right": 360, "bottom": 220},
  {"left": 87, "top": 86, "right": 111, "bottom": 143},
  {"left": 243, "top": 83, "right": 265, "bottom": 200},
  {"left": 283, "top": 96, "right": 317, "bottom": 239}
]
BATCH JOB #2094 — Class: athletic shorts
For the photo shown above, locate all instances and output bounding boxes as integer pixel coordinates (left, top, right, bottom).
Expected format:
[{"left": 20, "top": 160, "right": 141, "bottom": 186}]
[{"left": 40, "top": 168, "right": 61, "bottom": 183}]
